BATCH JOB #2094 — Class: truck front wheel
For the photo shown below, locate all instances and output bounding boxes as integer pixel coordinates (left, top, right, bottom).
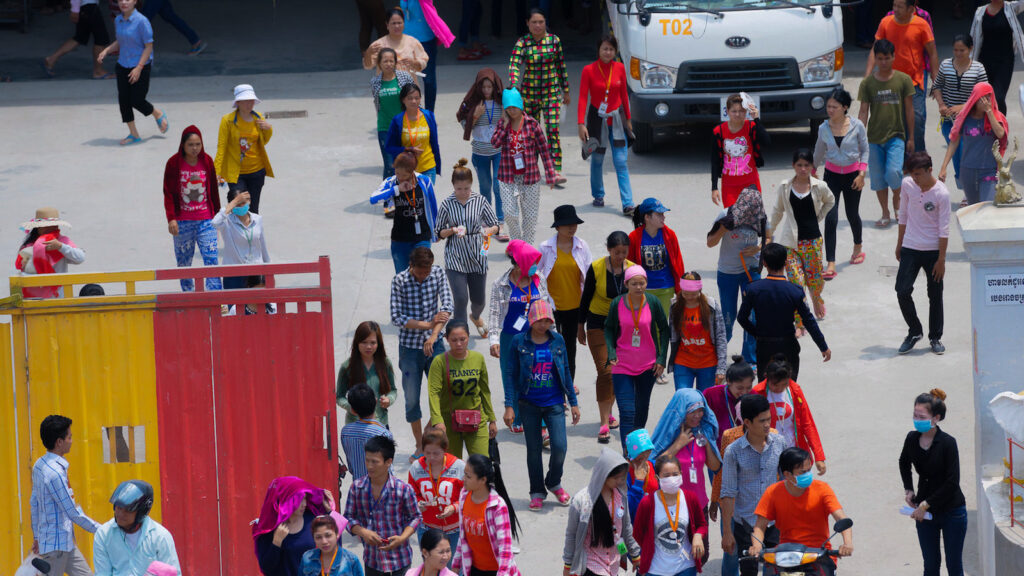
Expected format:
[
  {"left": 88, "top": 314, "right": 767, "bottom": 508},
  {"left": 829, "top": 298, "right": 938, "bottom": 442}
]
[{"left": 632, "top": 122, "right": 654, "bottom": 154}]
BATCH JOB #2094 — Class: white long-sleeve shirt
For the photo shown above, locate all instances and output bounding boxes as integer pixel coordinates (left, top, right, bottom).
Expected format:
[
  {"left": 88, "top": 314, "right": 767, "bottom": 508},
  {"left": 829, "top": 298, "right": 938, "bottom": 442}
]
[{"left": 211, "top": 209, "right": 270, "bottom": 266}]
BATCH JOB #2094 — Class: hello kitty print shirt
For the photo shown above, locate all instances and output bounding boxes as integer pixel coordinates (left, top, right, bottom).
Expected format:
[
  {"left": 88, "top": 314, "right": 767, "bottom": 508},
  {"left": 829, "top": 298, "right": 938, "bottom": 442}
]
[{"left": 178, "top": 167, "right": 213, "bottom": 220}]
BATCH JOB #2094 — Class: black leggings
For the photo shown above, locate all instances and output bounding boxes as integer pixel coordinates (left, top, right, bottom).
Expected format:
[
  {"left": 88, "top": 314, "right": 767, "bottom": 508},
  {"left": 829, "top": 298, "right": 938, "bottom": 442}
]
[
  {"left": 982, "top": 56, "right": 1014, "bottom": 115},
  {"left": 116, "top": 64, "right": 153, "bottom": 123},
  {"left": 823, "top": 169, "right": 863, "bottom": 263},
  {"left": 553, "top": 307, "right": 580, "bottom": 379}
]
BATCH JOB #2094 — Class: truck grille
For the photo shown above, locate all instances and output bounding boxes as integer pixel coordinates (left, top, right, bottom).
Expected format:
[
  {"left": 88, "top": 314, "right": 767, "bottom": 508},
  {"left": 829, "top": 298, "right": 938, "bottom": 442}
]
[{"left": 677, "top": 59, "right": 800, "bottom": 93}]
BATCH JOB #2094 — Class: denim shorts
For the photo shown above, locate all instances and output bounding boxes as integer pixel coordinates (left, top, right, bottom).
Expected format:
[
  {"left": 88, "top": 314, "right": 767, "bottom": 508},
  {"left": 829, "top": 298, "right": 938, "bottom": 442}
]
[{"left": 868, "top": 137, "right": 905, "bottom": 191}]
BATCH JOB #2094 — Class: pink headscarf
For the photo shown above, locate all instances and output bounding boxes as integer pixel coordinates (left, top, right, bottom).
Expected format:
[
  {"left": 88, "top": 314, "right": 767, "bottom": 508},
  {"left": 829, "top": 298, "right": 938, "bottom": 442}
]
[
  {"left": 950, "top": 82, "right": 1009, "bottom": 154},
  {"left": 251, "top": 476, "right": 329, "bottom": 550}
]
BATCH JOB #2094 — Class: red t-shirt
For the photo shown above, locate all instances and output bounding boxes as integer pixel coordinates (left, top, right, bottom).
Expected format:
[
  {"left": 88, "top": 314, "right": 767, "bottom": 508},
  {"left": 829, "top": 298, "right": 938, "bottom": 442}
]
[
  {"left": 178, "top": 166, "right": 213, "bottom": 220},
  {"left": 577, "top": 60, "right": 631, "bottom": 123},
  {"left": 755, "top": 480, "right": 842, "bottom": 549}
]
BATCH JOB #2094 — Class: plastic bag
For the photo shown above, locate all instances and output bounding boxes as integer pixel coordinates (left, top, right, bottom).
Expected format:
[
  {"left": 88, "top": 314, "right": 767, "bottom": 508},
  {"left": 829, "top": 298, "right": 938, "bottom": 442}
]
[{"left": 990, "top": 391, "right": 1024, "bottom": 444}]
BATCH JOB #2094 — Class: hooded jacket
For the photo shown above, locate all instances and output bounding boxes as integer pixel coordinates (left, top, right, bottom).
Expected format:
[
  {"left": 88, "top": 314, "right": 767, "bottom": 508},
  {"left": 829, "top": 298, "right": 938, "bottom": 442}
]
[
  {"left": 457, "top": 68, "right": 505, "bottom": 141},
  {"left": 487, "top": 240, "right": 553, "bottom": 346},
  {"left": 163, "top": 125, "right": 220, "bottom": 222},
  {"left": 562, "top": 448, "right": 640, "bottom": 576},
  {"left": 752, "top": 378, "right": 826, "bottom": 462}
]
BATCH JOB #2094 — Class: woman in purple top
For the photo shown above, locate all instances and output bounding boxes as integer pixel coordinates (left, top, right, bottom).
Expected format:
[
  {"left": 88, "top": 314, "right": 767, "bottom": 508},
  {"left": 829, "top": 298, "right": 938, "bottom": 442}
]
[
  {"left": 603, "top": 265, "right": 669, "bottom": 454},
  {"left": 701, "top": 355, "right": 756, "bottom": 445}
]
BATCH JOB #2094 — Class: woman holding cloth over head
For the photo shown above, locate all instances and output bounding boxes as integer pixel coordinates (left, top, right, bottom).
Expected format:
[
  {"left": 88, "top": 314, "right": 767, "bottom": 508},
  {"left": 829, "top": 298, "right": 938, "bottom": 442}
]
[
  {"left": 435, "top": 160, "right": 500, "bottom": 329},
  {"left": 578, "top": 35, "right": 634, "bottom": 214},
  {"left": 650, "top": 388, "right": 721, "bottom": 521},
  {"left": 932, "top": 34, "right": 989, "bottom": 191},
  {"left": 562, "top": 447, "right": 642, "bottom": 576},
  {"left": 813, "top": 88, "right": 869, "bottom": 280},
  {"left": 488, "top": 239, "right": 553, "bottom": 433},
  {"left": 214, "top": 84, "right": 274, "bottom": 214},
  {"left": 669, "top": 272, "right": 727, "bottom": 392},
  {"left": 752, "top": 354, "right": 826, "bottom": 475},
  {"left": 428, "top": 322, "right": 498, "bottom": 457},
  {"left": 604, "top": 265, "right": 669, "bottom": 455},
  {"left": 369, "top": 151, "right": 440, "bottom": 274},
  {"left": 938, "top": 82, "right": 1008, "bottom": 205},
  {"left": 509, "top": 9, "right": 570, "bottom": 183},
  {"left": 538, "top": 204, "right": 593, "bottom": 381},
  {"left": 253, "top": 476, "right": 338, "bottom": 576},
  {"left": 15, "top": 208, "right": 85, "bottom": 299},
  {"left": 491, "top": 87, "right": 558, "bottom": 244},
  {"left": 96, "top": 0, "right": 168, "bottom": 146},
  {"left": 768, "top": 148, "right": 835, "bottom": 325},
  {"left": 162, "top": 124, "right": 221, "bottom": 292},
  {"left": 386, "top": 84, "right": 442, "bottom": 184},
  {"left": 579, "top": 231, "right": 634, "bottom": 444},
  {"left": 363, "top": 8, "right": 429, "bottom": 77},
  {"left": 371, "top": 48, "right": 416, "bottom": 182},
  {"left": 456, "top": 68, "right": 507, "bottom": 239}
]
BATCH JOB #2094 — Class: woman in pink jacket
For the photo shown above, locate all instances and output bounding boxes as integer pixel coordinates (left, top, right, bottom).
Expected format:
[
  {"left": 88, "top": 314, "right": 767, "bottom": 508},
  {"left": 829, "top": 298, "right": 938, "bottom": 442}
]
[{"left": 453, "top": 454, "right": 521, "bottom": 576}]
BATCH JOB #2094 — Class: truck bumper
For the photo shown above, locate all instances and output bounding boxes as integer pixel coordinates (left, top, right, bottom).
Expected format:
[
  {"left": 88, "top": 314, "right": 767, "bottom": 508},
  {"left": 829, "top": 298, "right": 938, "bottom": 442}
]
[{"left": 630, "top": 85, "right": 839, "bottom": 126}]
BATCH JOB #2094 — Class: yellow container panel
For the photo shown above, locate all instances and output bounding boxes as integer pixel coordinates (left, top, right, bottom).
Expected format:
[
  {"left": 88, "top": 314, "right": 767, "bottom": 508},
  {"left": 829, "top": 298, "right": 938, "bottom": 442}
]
[{"left": 0, "top": 321, "right": 31, "bottom": 569}]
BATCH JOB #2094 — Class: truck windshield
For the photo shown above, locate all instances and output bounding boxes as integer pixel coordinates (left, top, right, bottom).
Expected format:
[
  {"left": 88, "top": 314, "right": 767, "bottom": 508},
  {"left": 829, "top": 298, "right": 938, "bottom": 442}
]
[{"left": 643, "top": 0, "right": 818, "bottom": 10}]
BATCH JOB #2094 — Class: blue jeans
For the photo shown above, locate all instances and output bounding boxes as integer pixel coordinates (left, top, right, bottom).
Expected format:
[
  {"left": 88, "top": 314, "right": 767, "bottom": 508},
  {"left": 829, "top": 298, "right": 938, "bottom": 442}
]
[
  {"left": 720, "top": 520, "right": 738, "bottom": 576},
  {"left": 378, "top": 131, "right": 394, "bottom": 180},
  {"left": 519, "top": 400, "right": 566, "bottom": 499},
  {"left": 717, "top": 269, "right": 758, "bottom": 366},
  {"left": 915, "top": 505, "right": 967, "bottom": 576},
  {"left": 939, "top": 118, "right": 961, "bottom": 184},
  {"left": 673, "top": 364, "right": 716, "bottom": 392},
  {"left": 172, "top": 219, "right": 221, "bottom": 292},
  {"left": 589, "top": 129, "right": 634, "bottom": 208},
  {"left": 960, "top": 166, "right": 997, "bottom": 205},
  {"left": 458, "top": 0, "right": 481, "bottom": 45},
  {"left": 612, "top": 370, "right": 656, "bottom": 454},
  {"left": 868, "top": 137, "right": 906, "bottom": 192},
  {"left": 423, "top": 39, "right": 438, "bottom": 112},
  {"left": 499, "top": 331, "right": 521, "bottom": 427},
  {"left": 910, "top": 83, "right": 927, "bottom": 153},
  {"left": 398, "top": 340, "right": 446, "bottom": 423},
  {"left": 390, "top": 240, "right": 431, "bottom": 274},
  {"left": 416, "top": 525, "right": 459, "bottom": 568},
  {"left": 472, "top": 153, "right": 504, "bottom": 220},
  {"left": 140, "top": 0, "right": 199, "bottom": 46}
]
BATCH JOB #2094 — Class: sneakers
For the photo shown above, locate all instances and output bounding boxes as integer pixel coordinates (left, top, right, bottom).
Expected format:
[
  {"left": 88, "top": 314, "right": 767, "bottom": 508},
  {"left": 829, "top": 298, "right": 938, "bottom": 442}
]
[
  {"left": 930, "top": 339, "right": 946, "bottom": 355},
  {"left": 510, "top": 423, "right": 524, "bottom": 434},
  {"left": 550, "top": 487, "right": 571, "bottom": 506},
  {"left": 529, "top": 497, "right": 544, "bottom": 511},
  {"left": 656, "top": 372, "right": 670, "bottom": 385},
  {"left": 541, "top": 427, "right": 550, "bottom": 447},
  {"left": 898, "top": 333, "right": 923, "bottom": 355},
  {"left": 189, "top": 41, "right": 208, "bottom": 55},
  {"left": 592, "top": 197, "right": 605, "bottom": 207},
  {"left": 622, "top": 206, "right": 635, "bottom": 216}
]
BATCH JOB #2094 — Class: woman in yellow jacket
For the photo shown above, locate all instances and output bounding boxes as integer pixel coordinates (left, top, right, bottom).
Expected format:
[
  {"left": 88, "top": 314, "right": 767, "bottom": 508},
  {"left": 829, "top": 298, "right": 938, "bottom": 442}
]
[{"left": 215, "top": 84, "right": 274, "bottom": 214}]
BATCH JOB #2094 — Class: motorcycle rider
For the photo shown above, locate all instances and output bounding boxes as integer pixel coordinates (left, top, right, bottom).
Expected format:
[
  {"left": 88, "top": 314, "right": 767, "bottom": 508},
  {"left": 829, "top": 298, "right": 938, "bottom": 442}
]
[
  {"left": 748, "top": 447, "right": 853, "bottom": 575},
  {"left": 93, "top": 480, "right": 181, "bottom": 575}
]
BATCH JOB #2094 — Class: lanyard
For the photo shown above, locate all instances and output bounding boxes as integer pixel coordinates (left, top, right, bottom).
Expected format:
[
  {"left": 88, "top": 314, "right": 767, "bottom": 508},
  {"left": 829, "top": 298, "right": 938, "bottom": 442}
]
[
  {"left": 427, "top": 461, "right": 446, "bottom": 508},
  {"left": 658, "top": 490, "right": 681, "bottom": 534},
  {"left": 485, "top": 101, "right": 496, "bottom": 124},
  {"left": 402, "top": 184, "right": 419, "bottom": 210},
  {"left": 725, "top": 388, "right": 737, "bottom": 428},
  {"left": 686, "top": 433, "right": 697, "bottom": 463},
  {"left": 597, "top": 61, "right": 614, "bottom": 102},
  {"left": 626, "top": 294, "right": 644, "bottom": 330},
  {"left": 320, "top": 550, "right": 338, "bottom": 576},
  {"left": 521, "top": 281, "right": 536, "bottom": 318}
]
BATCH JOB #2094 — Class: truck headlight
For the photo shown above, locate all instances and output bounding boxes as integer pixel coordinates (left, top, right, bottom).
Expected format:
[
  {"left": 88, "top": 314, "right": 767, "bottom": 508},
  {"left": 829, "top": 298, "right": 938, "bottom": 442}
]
[
  {"left": 799, "top": 49, "right": 840, "bottom": 84},
  {"left": 631, "top": 58, "right": 677, "bottom": 90}
]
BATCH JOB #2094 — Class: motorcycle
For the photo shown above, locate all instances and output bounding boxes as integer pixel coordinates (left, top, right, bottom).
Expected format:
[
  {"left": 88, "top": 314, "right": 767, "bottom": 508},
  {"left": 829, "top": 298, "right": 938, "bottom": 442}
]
[{"left": 739, "top": 517, "right": 853, "bottom": 575}]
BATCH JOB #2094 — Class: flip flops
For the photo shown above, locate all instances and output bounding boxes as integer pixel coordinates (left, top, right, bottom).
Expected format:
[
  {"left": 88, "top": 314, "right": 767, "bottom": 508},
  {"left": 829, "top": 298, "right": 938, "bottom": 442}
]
[
  {"left": 875, "top": 217, "right": 891, "bottom": 228},
  {"left": 598, "top": 425, "right": 611, "bottom": 444},
  {"left": 850, "top": 252, "right": 866, "bottom": 265},
  {"left": 120, "top": 135, "right": 142, "bottom": 146},
  {"left": 155, "top": 112, "right": 169, "bottom": 134},
  {"left": 92, "top": 72, "right": 114, "bottom": 80},
  {"left": 822, "top": 269, "right": 837, "bottom": 281}
]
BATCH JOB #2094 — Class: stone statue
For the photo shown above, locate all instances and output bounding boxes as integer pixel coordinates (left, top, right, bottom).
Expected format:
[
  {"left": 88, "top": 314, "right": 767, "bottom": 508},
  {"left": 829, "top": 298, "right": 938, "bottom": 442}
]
[{"left": 993, "top": 137, "right": 1022, "bottom": 206}]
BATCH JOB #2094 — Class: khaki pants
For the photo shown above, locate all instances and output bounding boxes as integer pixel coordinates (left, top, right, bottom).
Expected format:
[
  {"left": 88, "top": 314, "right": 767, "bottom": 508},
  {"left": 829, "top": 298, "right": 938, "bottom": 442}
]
[{"left": 39, "top": 548, "right": 94, "bottom": 576}]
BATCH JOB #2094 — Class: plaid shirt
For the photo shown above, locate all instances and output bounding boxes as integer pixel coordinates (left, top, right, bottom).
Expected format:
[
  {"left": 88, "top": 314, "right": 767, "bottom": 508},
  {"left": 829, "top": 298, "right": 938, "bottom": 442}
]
[
  {"left": 390, "top": 265, "right": 454, "bottom": 350},
  {"left": 452, "top": 491, "right": 521, "bottom": 576},
  {"left": 344, "top": 474, "right": 422, "bottom": 572},
  {"left": 720, "top": 431, "right": 786, "bottom": 526},
  {"left": 30, "top": 452, "right": 100, "bottom": 553},
  {"left": 491, "top": 116, "right": 557, "bottom": 186}
]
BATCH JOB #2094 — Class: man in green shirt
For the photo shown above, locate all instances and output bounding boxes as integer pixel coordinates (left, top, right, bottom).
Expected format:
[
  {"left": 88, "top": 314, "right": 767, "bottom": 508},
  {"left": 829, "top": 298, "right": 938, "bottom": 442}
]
[{"left": 858, "top": 38, "right": 915, "bottom": 229}]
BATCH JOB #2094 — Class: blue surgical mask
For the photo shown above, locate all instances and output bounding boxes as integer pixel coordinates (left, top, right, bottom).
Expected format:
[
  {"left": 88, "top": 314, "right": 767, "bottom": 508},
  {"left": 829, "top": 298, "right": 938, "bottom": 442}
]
[
  {"left": 527, "top": 263, "right": 538, "bottom": 277},
  {"left": 794, "top": 471, "right": 813, "bottom": 489},
  {"left": 913, "top": 419, "right": 933, "bottom": 433},
  {"left": 232, "top": 205, "right": 250, "bottom": 217}
]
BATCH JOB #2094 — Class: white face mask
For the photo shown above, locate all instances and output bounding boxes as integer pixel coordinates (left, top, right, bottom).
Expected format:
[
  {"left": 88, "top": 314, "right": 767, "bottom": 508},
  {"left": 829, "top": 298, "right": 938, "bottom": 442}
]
[{"left": 659, "top": 475, "right": 683, "bottom": 494}]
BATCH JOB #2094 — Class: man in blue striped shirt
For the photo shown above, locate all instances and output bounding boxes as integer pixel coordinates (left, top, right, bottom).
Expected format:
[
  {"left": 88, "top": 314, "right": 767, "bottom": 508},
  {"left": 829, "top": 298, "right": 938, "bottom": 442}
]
[
  {"left": 30, "top": 415, "right": 100, "bottom": 576},
  {"left": 341, "top": 383, "right": 394, "bottom": 481}
]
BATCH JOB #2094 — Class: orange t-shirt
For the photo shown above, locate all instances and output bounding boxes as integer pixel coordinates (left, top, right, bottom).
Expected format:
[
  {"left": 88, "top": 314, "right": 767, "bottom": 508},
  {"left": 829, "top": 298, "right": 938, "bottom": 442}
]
[
  {"left": 875, "top": 14, "right": 934, "bottom": 89},
  {"left": 462, "top": 496, "right": 499, "bottom": 570},
  {"left": 754, "top": 480, "right": 842, "bottom": 549},
  {"left": 674, "top": 306, "right": 717, "bottom": 369}
]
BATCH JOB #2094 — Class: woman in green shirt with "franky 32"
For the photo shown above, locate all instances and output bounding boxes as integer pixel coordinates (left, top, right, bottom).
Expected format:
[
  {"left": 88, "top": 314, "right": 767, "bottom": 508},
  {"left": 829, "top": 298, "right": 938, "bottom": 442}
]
[
  {"left": 428, "top": 322, "right": 498, "bottom": 458},
  {"left": 337, "top": 320, "right": 398, "bottom": 426}
]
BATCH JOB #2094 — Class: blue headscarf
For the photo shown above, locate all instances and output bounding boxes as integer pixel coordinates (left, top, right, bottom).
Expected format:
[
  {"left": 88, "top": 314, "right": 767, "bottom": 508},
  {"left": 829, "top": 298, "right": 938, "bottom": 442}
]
[{"left": 650, "top": 388, "right": 721, "bottom": 463}]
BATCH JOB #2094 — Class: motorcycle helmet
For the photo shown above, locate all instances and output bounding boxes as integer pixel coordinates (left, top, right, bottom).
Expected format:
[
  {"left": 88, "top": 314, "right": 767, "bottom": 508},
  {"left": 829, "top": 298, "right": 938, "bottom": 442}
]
[{"left": 110, "top": 480, "right": 154, "bottom": 530}]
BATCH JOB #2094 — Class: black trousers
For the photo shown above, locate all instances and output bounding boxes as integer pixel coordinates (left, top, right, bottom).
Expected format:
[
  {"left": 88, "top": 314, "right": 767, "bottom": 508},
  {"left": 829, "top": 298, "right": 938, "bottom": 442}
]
[
  {"left": 228, "top": 169, "right": 267, "bottom": 214},
  {"left": 823, "top": 169, "right": 863, "bottom": 263},
  {"left": 553, "top": 307, "right": 580, "bottom": 379},
  {"left": 116, "top": 64, "right": 153, "bottom": 123},
  {"left": 354, "top": 0, "right": 387, "bottom": 52},
  {"left": 981, "top": 56, "right": 1014, "bottom": 115},
  {"left": 734, "top": 520, "right": 780, "bottom": 576},
  {"left": 895, "top": 247, "right": 943, "bottom": 340},
  {"left": 756, "top": 336, "right": 801, "bottom": 382}
]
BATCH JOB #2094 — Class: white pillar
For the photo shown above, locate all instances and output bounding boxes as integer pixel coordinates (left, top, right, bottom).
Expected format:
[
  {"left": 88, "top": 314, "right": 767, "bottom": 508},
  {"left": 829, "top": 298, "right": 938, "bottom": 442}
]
[{"left": 956, "top": 202, "right": 1024, "bottom": 576}]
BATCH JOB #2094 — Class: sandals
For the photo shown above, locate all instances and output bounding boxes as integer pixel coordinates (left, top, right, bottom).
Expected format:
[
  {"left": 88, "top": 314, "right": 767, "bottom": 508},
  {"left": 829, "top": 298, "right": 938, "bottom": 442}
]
[
  {"left": 608, "top": 415, "right": 619, "bottom": 429},
  {"left": 850, "top": 252, "right": 866, "bottom": 265},
  {"left": 155, "top": 112, "right": 169, "bottom": 134},
  {"left": 550, "top": 487, "right": 571, "bottom": 506},
  {"left": 529, "top": 497, "right": 544, "bottom": 511},
  {"left": 408, "top": 451, "right": 423, "bottom": 463},
  {"left": 875, "top": 217, "right": 891, "bottom": 228},
  {"left": 120, "top": 134, "right": 142, "bottom": 146},
  {"left": 598, "top": 425, "right": 611, "bottom": 444},
  {"left": 822, "top": 269, "right": 837, "bottom": 281},
  {"left": 470, "top": 315, "right": 489, "bottom": 338}
]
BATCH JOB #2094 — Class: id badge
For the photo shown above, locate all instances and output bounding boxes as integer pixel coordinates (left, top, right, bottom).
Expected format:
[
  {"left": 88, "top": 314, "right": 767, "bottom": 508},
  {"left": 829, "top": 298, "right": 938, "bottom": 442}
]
[
  {"left": 482, "top": 125, "right": 495, "bottom": 141},
  {"left": 513, "top": 315, "right": 527, "bottom": 331},
  {"left": 689, "top": 467, "right": 698, "bottom": 484},
  {"left": 514, "top": 153, "right": 525, "bottom": 170},
  {"left": 414, "top": 221, "right": 422, "bottom": 235},
  {"left": 616, "top": 539, "right": 628, "bottom": 555},
  {"left": 631, "top": 329, "right": 641, "bottom": 348},
  {"left": 598, "top": 101, "right": 608, "bottom": 115}
]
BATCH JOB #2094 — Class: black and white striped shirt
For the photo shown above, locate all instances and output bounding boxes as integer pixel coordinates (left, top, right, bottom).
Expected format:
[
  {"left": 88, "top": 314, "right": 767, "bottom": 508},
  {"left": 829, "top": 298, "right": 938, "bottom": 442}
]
[
  {"left": 470, "top": 101, "right": 501, "bottom": 156},
  {"left": 932, "top": 58, "right": 989, "bottom": 110},
  {"left": 435, "top": 193, "right": 499, "bottom": 274}
]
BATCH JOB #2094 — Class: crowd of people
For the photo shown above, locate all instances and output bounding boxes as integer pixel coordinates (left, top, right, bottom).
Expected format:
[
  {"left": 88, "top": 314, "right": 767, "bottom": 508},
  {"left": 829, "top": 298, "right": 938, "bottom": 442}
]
[{"left": 19, "top": 1, "right": 1001, "bottom": 576}]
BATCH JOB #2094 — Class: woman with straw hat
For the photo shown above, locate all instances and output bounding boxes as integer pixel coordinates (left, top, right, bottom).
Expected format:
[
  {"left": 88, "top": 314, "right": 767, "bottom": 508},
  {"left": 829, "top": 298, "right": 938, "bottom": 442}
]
[{"left": 16, "top": 208, "right": 85, "bottom": 299}]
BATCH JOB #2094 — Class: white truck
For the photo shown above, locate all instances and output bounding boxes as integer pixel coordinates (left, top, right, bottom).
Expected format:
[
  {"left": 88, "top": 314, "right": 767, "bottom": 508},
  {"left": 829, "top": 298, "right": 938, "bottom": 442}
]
[{"left": 607, "top": 0, "right": 847, "bottom": 152}]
